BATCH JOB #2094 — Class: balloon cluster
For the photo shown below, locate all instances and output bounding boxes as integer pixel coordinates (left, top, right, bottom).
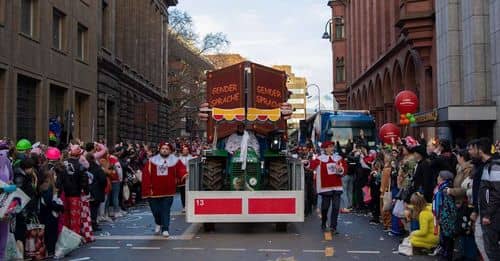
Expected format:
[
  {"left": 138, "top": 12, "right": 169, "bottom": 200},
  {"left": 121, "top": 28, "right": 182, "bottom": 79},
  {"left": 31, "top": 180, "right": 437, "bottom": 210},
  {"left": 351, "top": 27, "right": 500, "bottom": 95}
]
[
  {"left": 400, "top": 113, "right": 416, "bottom": 125},
  {"left": 394, "top": 90, "right": 419, "bottom": 126}
]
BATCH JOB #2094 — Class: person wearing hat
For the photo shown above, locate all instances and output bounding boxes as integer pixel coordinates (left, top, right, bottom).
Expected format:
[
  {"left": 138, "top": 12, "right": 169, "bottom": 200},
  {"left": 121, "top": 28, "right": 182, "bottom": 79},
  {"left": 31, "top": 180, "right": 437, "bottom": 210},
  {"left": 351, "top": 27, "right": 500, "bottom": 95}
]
[
  {"left": 13, "top": 138, "right": 32, "bottom": 168},
  {"left": 410, "top": 144, "right": 435, "bottom": 203},
  {"left": 432, "top": 170, "right": 457, "bottom": 259},
  {"left": 141, "top": 142, "right": 187, "bottom": 237},
  {"left": 304, "top": 141, "right": 348, "bottom": 233},
  {"left": 57, "top": 144, "right": 89, "bottom": 235}
]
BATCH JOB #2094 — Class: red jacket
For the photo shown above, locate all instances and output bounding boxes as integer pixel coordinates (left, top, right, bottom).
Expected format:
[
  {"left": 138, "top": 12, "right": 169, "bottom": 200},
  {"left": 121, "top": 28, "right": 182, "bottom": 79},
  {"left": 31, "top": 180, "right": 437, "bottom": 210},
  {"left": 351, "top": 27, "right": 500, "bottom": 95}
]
[
  {"left": 141, "top": 154, "right": 187, "bottom": 198},
  {"left": 308, "top": 154, "right": 348, "bottom": 194}
]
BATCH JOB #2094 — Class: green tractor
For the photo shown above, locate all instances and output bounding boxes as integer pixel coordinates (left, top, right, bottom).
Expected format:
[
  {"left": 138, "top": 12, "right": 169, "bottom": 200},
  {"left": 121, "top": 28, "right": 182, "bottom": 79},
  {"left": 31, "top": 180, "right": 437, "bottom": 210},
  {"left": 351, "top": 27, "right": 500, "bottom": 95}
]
[{"left": 201, "top": 129, "right": 289, "bottom": 192}]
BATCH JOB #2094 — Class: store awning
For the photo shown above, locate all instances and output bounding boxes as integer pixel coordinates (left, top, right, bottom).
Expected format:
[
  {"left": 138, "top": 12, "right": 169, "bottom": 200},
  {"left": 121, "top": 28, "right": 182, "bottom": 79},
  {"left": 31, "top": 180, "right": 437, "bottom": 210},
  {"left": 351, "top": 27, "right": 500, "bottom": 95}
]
[{"left": 438, "top": 105, "right": 497, "bottom": 122}]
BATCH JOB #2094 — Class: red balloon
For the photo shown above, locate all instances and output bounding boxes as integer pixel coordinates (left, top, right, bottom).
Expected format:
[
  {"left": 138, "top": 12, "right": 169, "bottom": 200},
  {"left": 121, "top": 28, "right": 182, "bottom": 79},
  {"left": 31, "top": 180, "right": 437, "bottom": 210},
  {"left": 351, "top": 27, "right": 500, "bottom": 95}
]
[
  {"left": 395, "top": 90, "right": 418, "bottom": 114},
  {"left": 379, "top": 123, "right": 401, "bottom": 144}
]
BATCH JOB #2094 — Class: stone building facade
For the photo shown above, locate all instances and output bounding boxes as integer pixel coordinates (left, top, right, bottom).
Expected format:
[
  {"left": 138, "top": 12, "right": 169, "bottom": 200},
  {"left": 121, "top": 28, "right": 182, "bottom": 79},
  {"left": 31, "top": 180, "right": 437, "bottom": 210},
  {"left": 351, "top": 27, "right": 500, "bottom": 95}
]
[
  {"left": 0, "top": 0, "right": 98, "bottom": 143},
  {"left": 96, "top": 0, "right": 177, "bottom": 145},
  {"left": 435, "top": 0, "right": 500, "bottom": 141},
  {"left": 328, "top": 0, "right": 436, "bottom": 135}
]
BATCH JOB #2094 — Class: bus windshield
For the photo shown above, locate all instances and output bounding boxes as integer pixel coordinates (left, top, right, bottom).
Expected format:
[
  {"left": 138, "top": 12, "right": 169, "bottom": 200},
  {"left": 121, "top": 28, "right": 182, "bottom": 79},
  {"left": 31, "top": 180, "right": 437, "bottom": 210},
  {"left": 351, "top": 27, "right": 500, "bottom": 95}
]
[{"left": 329, "top": 127, "right": 375, "bottom": 146}]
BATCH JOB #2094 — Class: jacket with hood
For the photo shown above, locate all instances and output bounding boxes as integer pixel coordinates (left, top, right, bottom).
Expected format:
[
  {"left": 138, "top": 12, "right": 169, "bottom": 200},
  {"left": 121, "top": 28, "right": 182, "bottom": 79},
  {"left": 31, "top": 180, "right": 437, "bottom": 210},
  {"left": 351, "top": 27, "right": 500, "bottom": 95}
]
[
  {"left": 57, "top": 157, "right": 89, "bottom": 197},
  {"left": 409, "top": 204, "right": 439, "bottom": 249},
  {"left": 479, "top": 155, "right": 500, "bottom": 230}
]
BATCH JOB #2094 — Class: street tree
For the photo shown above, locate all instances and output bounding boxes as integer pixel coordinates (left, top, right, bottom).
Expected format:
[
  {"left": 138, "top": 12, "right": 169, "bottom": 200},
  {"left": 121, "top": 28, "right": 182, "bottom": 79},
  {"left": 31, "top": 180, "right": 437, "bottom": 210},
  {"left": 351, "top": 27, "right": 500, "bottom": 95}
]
[{"left": 167, "top": 9, "right": 227, "bottom": 139}]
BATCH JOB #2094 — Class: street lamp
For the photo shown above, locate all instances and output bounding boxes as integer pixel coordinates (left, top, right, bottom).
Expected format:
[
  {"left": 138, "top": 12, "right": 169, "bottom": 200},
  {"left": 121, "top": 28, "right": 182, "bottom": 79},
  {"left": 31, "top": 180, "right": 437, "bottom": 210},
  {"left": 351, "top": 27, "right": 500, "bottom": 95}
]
[
  {"left": 322, "top": 17, "right": 343, "bottom": 41},
  {"left": 322, "top": 19, "right": 332, "bottom": 40},
  {"left": 306, "top": 84, "right": 321, "bottom": 113}
]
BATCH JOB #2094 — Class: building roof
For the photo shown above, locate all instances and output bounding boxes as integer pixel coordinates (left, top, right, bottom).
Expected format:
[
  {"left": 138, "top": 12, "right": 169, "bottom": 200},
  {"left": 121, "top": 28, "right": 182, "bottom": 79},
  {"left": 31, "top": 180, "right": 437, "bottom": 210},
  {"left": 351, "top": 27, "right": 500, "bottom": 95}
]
[{"left": 204, "top": 54, "right": 247, "bottom": 69}]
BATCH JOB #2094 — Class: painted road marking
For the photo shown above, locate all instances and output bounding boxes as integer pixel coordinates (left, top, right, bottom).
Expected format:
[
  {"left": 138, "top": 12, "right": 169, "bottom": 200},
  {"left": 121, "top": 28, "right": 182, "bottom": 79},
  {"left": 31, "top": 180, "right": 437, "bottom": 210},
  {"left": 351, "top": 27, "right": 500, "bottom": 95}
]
[
  {"left": 258, "top": 249, "right": 291, "bottom": 253},
  {"left": 173, "top": 247, "right": 205, "bottom": 251},
  {"left": 303, "top": 250, "right": 324, "bottom": 253},
  {"left": 95, "top": 234, "right": 193, "bottom": 240},
  {"left": 347, "top": 250, "right": 381, "bottom": 254},
  {"left": 215, "top": 248, "right": 247, "bottom": 252},
  {"left": 131, "top": 247, "right": 161, "bottom": 250},
  {"left": 89, "top": 246, "right": 121, "bottom": 249},
  {"left": 69, "top": 258, "right": 91, "bottom": 261}
]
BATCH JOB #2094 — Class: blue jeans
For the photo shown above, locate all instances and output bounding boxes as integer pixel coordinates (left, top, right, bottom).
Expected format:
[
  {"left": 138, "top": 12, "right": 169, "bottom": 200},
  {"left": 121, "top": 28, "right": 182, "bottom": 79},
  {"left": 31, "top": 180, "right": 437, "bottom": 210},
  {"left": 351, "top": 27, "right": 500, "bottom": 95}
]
[
  {"left": 341, "top": 175, "right": 353, "bottom": 209},
  {"left": 106, "top": 182, "right": 121, "bottom": 214},
  {"left": 148, "top": 197, "right": 174, "bottom": 232}
]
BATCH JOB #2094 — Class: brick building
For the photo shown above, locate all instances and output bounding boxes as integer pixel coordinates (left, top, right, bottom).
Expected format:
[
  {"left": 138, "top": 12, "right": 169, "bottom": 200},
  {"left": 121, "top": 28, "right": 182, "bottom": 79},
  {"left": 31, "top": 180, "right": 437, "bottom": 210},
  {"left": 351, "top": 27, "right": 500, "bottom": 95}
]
[
  {"left": 0, "top": 0, "right": 98, "bottom": 143},
  {"left": 328, "top": 0, "right": 436, "bottom": 135},
  {"left": 168, "top": 31, "right": 214, "bottom": 139},
  {"left": 96, "top": 0, "right": 178, "bottom": 145}
]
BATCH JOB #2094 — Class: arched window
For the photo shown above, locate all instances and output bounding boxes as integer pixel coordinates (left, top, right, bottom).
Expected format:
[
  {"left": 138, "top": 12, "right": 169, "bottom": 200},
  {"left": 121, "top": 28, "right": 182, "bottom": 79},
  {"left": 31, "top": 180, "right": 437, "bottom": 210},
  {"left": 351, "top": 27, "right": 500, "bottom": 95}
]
[
  {"left": 334, "top": 17, "right": 345, "bottom": 40},
  {"left": 336, "top": 57, "right": 345, "bottom": 83}
]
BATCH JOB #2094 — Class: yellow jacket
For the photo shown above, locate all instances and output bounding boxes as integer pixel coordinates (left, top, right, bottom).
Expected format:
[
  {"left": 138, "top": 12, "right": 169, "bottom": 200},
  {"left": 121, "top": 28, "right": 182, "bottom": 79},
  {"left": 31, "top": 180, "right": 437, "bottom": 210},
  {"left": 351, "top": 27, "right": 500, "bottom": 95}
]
[{"left": 409, "top": 204, "right": 439, "bottom": 249}]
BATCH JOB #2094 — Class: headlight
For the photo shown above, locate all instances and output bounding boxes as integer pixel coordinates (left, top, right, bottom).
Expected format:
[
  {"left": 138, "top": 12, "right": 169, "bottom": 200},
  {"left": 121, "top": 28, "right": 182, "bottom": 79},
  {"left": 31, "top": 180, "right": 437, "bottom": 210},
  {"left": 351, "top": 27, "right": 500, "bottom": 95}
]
[{"left": 249, "top": 177, "right": 258, "bottom": 186}]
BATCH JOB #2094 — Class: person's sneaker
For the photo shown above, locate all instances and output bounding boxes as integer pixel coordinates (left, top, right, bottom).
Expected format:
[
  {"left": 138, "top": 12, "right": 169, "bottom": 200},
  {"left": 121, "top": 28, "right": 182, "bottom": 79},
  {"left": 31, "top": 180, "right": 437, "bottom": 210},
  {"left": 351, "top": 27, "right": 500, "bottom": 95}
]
[
  {"left": 182, "top": 208, "right": 186, "bottom": 214},
  {"left": 369, "top": 219, "right": 380, "bottom": 225},
  {"left": 114, "top": 212, "right": 123, "bottom": 218},
  {"left": 162, "top": 231, "right": 170, "bottom": 238},
  {"left": 103, "top": 216, "right": 113, "bottom": 222},
  {"left": 154, "top": 225, "right": 161, "bottom": 235},
  {"left": 428, "top": 246, "right": 442, "bottom": 256}
]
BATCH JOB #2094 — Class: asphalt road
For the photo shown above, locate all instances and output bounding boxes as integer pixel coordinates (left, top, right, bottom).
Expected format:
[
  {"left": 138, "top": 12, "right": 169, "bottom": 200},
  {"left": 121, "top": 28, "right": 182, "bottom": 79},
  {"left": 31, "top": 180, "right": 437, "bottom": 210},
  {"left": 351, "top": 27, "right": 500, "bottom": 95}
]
[{"left": 61, "top": 194, "right": 436, "bottom": 261}]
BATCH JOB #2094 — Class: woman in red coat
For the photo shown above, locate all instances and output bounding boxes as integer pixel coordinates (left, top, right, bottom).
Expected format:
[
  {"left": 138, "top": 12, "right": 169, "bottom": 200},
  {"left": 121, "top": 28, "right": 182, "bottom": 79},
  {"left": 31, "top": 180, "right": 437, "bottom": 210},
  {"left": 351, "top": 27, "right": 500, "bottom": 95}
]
[{"left": 141, "top": 142, "right": 187, "bottom": 237}]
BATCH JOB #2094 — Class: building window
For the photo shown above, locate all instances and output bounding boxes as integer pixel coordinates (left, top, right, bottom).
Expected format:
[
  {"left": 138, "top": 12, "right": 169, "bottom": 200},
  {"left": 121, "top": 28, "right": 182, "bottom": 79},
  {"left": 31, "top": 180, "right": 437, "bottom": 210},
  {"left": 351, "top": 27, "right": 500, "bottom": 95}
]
[
  {"left": 52, "top": 8, "right": 65, "bottom": 50},
  {"left": 334, "top": 18, "right": 345, "bottom": 40},
  {"left": 101, "top": 0, "right": 110, "bottom": 49},
  {"left": 294, "top": 108, "right": 305, "bottom": 114},
  {"left": 77, "top": 23, "right": 88, "bottom": 61},
  {"left": 0, "top": 0, "right": 5, "bottom": 25},
  {"left": 288, "top": 98, "right": 305, "bottom": 104},
  {"left": 290, "top": 88, "right": 305, "bottom": 95},
  {"left": 336, "top": 57, "right": 345, "bottom": 83},
  {"left": 17, "top": 75, "right": 38, "bottom": 141},
  {"left": 21, "top": 0, "right": 35, "bottom": 36}
]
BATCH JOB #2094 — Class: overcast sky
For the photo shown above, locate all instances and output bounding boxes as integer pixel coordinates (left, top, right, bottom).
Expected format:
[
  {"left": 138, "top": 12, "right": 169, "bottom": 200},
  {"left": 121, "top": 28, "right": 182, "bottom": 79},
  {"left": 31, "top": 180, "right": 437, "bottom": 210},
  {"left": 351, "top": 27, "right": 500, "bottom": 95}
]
[{"left": 174, "top": 0, "right": 334, "bottom": 111}]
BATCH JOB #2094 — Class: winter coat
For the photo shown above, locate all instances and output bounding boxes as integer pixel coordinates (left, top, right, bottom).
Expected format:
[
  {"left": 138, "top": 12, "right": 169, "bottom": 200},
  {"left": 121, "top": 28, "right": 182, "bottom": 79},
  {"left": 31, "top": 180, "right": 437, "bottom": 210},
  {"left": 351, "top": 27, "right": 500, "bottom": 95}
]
[
  {"left": 56, "top": 157, "right": 89, "bottom": 197},
  {"left": 13, "top": 168, "right": 38, "bottom": 216},
  {"left": 448, "top": 161, "right": 473, "bottom": 205},
  {"left": 479, "top": 156, "right": 500, "bottom": 230},
  {"left": 88, "top": 161, "right": 107, "bottom": 203},
  {"left": 413, "top": 159, "right": 435, "bottom": 203},
  {"left": 409, "top": 204, "right": 439, "bottom": 249},
  {"left": 471, "top": 159, "right": 485, "bottom": 213},
  {"left": 141, "top": 154, "right": 187, "bottom": 198}
]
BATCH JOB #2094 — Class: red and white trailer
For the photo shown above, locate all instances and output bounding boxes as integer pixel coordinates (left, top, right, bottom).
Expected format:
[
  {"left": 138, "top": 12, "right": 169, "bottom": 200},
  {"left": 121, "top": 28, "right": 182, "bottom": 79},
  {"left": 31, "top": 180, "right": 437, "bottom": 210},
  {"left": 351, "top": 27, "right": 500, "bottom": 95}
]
[{"left": 186, "top": 158, "right": 304, "bottom": 228}]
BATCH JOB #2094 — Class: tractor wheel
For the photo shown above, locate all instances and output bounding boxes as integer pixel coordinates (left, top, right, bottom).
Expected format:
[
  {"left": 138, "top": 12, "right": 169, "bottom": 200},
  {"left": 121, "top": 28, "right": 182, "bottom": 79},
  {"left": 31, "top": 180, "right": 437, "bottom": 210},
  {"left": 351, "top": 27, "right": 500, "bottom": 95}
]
[
  {"left": 202, "top": 159, "right": 224, "bottom": 191},
  {"left": 268, "top": 160, "right": 289, "bottom": 190}
]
